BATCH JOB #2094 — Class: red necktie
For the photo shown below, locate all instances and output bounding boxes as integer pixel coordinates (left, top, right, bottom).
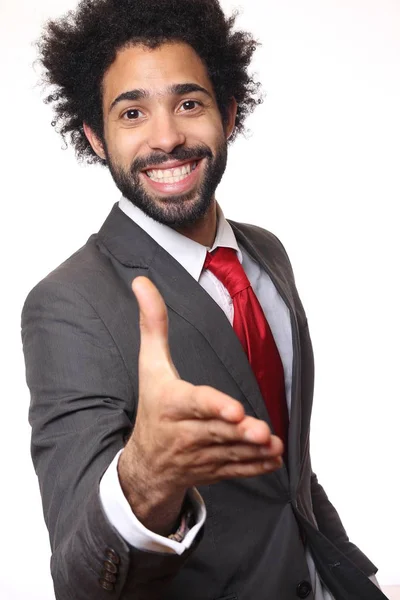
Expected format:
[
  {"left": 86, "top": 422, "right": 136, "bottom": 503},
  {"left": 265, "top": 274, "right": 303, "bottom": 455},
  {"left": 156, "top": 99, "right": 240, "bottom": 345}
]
[{"left": 204, "top": 247, "right": 289, "bottom": 447}]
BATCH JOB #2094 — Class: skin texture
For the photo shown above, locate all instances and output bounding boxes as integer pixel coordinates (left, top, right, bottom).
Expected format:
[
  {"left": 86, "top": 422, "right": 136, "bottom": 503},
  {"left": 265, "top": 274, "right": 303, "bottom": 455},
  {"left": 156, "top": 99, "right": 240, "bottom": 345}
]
[{"left": 84, "top": 42, "right": 284, "bottom": 535}]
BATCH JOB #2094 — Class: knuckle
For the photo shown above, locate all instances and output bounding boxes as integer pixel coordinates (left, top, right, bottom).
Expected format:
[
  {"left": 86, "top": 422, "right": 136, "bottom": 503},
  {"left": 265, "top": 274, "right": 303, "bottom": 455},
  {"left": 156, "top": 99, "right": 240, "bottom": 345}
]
[
  {"left": 207, "top": 424, "right": 225, "bottom": 444},
  {"left": 189, "top": 452, "right": 204, "bottom": 467},
  {"left": 177, "top": 426, "right": 195, "bottom": 450},
  {"left": 161, "top": 402, "right": 182, "bottom": 421},
  {"left": 229, "top": 448, "right": 241, "bottom": 462}
]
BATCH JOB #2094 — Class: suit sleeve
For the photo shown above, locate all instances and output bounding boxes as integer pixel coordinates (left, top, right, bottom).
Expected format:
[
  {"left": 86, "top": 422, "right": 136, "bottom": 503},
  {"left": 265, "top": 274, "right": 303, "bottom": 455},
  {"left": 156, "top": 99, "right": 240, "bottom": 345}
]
[
  {"left": 21, "top": 280, "right": 198, "bottom": 600},
  {"left": 99, "top": 452, "right": 206, "bottom": 553}
]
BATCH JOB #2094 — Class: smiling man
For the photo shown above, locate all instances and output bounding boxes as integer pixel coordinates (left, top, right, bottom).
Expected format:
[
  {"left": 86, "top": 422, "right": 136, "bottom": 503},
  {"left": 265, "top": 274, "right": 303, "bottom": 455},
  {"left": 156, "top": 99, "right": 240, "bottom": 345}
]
[
  {"left": 84, "top": 42, "right": 233, "bottom": 244},
  {"left": 22, "top": 1, "right": 385, "bottom": 600}
]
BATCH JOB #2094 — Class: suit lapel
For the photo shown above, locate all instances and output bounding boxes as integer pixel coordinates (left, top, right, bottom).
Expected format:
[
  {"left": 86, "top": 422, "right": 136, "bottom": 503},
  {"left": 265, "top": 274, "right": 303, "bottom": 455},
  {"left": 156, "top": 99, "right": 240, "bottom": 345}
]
[
  {"left": 98, "top": 205, "right": 295, "bottom": 488},
  {"left": 98, "top": 204, "right": 270, "bottom": 422}
]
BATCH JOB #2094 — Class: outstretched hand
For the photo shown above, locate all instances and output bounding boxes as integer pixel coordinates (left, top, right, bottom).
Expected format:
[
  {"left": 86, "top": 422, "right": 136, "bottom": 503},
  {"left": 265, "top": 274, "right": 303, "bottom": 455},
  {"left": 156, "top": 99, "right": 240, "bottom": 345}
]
[{"left": 118, "top": 276, "right": 284, "bottom": 533}]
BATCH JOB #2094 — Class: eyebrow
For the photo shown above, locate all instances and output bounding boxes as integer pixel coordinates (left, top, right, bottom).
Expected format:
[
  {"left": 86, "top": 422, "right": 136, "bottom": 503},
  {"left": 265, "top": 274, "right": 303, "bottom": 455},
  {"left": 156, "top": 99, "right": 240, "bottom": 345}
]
[{"left": 109, "top": 83, "right": 213, "bottom": 113}]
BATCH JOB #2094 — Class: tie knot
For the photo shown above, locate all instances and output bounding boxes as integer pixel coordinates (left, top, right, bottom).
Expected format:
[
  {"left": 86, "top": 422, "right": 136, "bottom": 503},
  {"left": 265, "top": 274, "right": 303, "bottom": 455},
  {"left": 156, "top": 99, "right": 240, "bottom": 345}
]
[{"left": 204, "top": 247, "right": 250, "bottom": 297}]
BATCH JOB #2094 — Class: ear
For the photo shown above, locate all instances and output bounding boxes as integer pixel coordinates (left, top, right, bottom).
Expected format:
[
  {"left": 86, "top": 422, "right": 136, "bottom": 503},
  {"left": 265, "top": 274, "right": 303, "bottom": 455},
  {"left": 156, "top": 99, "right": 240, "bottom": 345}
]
[
  {"left": 83, "top": 122, "right": 107, "bottom": 160},
  {"left": 225, "top": 97, "right": 238, "bottom": 140}
]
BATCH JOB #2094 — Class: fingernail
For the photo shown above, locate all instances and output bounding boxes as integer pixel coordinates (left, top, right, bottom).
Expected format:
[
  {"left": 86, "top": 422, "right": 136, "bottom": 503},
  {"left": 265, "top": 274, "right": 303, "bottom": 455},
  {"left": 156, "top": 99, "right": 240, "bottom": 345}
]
[{"left": 260, "top": 447, "right": 269, "bottom": 456}]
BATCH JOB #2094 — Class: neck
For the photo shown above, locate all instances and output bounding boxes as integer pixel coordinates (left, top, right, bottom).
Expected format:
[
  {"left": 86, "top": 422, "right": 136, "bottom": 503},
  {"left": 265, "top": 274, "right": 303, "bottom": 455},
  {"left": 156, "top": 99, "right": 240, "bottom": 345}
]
[{"left": 173, "top": 200, "right": 217, "bottom": 248}]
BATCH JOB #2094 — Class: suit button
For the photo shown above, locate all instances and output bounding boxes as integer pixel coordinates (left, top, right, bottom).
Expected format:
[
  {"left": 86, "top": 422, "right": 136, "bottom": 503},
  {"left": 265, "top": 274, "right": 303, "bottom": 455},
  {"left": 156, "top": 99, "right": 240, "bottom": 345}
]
[
  {"left": 103, "top": 560, "right": 118, "bottom": 574},
  {"left": 99, "top": 578, "right": 115, "bottom": 591},
  {"left": 105, "top": 548, "right": 120, "bottom": 565},
  {"left": 297, "top": 580, "right": 312, "bottom": 598},
  {"left": 101, "top": 570, "right": 117, "bottom": 583}
]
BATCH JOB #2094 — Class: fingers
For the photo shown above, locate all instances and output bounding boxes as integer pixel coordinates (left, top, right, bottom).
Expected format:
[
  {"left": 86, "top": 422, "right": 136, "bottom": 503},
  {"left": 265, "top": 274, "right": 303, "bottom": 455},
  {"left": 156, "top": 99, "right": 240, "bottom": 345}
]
[
  {"left": 198, "top": 432, "right": 285, "bottom": 481},
  {"left": 163, "top": 384, "right": 283, "bottom": 450},
  {"left": 130, "top": 275, "right": 286, "bottom": 492},
  {"left": 200, "top": 416, "right": 273, "bottom": 446},
  {"left": 163, "top": 382, "right": 245, "bottom": 423},
  {"left": 132, "top": 276, "right": 179, "bottom": 379},
  {"left": 190, "top": 440, "right": 283, "bottom": 467},
  {"left": 172, "top": 414, "right": 283, "bottom": 454},
  {"left": 193, "top": 457, "right": 283, "bottom": 485},
  {"left": 213, "top": 457, "right": 283, "bottom": 480}
]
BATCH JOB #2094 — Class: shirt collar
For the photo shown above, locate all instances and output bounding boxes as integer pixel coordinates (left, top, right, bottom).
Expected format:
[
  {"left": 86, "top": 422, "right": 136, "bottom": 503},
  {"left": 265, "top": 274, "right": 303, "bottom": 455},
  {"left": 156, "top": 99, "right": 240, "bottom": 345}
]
[{"left": 118, "top": 196, "right": 242, "bottom": 282}]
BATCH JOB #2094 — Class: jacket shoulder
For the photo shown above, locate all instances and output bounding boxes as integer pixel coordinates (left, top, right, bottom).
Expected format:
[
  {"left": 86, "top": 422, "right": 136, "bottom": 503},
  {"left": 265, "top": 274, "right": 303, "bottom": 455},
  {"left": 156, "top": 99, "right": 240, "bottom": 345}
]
[{"left": 22, "top": 234, "right": 118, "bottom": 314}]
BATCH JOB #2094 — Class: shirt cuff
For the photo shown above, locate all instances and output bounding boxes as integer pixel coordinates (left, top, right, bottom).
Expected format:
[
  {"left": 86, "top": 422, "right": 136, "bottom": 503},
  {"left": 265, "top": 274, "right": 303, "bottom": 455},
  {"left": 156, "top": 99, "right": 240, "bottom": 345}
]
[{"left": 99, "top": 450, "right": 206, "bottom": 555}]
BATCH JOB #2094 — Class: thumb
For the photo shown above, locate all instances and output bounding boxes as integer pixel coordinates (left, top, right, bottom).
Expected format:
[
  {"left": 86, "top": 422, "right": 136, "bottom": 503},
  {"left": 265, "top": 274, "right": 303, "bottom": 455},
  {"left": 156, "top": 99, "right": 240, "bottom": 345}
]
[{"left": 131, "top": 276, "right": 179, "bottom": 380}]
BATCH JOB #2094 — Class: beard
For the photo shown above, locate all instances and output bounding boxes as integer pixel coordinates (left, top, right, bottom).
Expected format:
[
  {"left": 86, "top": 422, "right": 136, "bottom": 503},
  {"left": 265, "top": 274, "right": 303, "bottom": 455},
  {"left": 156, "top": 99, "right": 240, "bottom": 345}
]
[{"left": 104, "top": 140, "right": 228, "bottom": 227}]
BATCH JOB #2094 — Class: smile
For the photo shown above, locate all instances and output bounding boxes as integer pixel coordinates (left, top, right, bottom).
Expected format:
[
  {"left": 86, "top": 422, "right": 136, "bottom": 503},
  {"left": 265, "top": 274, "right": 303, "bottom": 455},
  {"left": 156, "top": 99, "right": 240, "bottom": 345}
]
[{"left": 145, "top": 160, "right": 198, "bottom": 184}]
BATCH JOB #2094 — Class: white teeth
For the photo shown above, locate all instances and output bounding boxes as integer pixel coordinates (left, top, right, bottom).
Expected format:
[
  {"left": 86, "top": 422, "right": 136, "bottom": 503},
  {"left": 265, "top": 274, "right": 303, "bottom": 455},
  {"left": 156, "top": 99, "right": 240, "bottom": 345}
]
[{"left": 146, "top": 161, "right": 197, "bottom": 183}]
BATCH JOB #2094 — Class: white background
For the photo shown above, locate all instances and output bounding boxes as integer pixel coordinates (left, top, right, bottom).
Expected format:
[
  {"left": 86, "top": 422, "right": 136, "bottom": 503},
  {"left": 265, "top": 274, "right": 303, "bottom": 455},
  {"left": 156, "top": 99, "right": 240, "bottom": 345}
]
[{"left": 0, "top": 0, "right": 399, "bottom": 598}]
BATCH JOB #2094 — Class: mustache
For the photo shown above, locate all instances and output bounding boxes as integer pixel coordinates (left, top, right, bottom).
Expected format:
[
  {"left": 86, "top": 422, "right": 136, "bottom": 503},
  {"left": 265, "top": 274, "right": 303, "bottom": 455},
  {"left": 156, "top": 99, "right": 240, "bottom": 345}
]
[{"left": 130, "top": 145, "right": 213, "bottom": 174}]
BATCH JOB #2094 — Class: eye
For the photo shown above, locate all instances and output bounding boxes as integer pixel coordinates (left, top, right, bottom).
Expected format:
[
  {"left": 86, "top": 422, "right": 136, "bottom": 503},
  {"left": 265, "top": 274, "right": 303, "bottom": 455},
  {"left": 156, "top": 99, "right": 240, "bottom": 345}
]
[
  {"left": 179, "top": 100, "right": 201, "bottom": 112},
  {"left": 123, "top": 109, "right": 143, "bottom": 120}
]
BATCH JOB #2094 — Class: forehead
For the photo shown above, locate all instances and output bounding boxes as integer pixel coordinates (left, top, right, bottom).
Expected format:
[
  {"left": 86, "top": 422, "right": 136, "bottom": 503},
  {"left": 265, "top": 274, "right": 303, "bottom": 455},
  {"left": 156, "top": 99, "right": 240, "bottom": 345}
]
[{"left": 102, "top": 42, "right": 214, "bottom": 107}]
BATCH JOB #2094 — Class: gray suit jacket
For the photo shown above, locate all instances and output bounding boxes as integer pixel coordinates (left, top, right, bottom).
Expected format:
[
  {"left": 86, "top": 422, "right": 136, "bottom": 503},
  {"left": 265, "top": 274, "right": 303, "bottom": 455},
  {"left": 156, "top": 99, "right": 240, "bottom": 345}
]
[{"left": 22, "top": 204, "right": 386, "bottom": 600}]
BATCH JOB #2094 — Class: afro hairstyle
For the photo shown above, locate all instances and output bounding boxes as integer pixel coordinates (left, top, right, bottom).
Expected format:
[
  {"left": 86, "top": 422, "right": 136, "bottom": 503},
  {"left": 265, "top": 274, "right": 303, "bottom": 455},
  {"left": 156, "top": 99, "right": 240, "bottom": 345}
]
[{"left": 38, "top": 0, "right": 263, "bottom": 164}]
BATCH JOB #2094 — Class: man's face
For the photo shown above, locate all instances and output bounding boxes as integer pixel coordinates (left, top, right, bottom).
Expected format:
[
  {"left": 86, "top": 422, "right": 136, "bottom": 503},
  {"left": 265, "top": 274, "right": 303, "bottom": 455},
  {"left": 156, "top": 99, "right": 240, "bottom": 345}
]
[{"left": 96, "top": 42, "right": 235, "bottom": 227}]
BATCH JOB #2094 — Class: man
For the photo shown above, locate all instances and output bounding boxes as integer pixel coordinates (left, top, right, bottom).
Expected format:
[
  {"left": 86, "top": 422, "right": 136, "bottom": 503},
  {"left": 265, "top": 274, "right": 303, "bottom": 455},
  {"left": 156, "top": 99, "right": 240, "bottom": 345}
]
[{"left": 22, "top": 1, "right": 386, "bottom": 599}]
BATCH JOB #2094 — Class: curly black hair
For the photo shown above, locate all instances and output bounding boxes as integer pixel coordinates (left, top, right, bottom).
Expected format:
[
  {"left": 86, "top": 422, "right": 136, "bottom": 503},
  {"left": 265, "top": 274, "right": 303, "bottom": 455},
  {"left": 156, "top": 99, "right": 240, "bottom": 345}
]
[{"left": 38, "top": 0, "right": 263, "bottom": 165}]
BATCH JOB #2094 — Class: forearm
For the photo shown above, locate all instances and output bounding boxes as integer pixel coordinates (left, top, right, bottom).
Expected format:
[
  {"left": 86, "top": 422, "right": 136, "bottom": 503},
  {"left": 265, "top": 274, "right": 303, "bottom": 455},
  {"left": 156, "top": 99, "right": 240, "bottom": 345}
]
[
  {"left": 51, "top": 486, "right": 197, "bottom": 600},
  {"left": 22, "top": 282, "right": 197, "bottom": 599},
  {"left": 100, "top": 450, "right": 206, "bottom": 557}
]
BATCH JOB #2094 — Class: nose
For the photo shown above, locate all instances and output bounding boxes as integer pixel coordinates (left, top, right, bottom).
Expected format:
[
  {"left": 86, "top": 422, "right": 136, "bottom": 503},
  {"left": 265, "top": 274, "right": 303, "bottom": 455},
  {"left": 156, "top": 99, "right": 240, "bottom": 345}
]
[{"left": 147, "top": 112, "right": 186, "bottom": 154}]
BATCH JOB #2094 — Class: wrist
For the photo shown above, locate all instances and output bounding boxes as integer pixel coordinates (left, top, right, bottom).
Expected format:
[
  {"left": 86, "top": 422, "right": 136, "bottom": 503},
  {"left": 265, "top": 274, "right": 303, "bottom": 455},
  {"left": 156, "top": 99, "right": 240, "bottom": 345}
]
[{"left": 117, "top": 447, "right": 186, "bottom": 535}]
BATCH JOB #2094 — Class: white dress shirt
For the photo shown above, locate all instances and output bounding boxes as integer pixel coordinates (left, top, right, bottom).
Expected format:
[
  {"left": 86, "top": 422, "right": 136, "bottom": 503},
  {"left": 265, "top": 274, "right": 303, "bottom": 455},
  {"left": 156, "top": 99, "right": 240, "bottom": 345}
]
[{"left": 99, "top": 196, "right": 378, "bottom": 598}]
